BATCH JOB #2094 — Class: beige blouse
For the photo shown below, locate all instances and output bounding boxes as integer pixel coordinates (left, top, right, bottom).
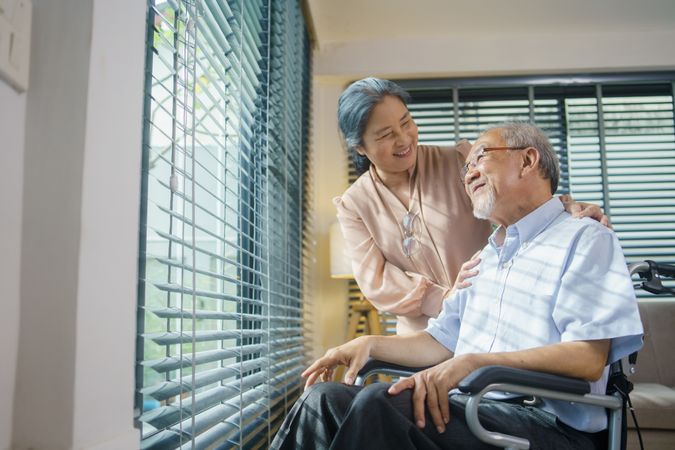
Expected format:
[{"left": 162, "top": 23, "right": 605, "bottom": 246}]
[{"left": 333, "top": 144, "right": 492, "bottom": 334}]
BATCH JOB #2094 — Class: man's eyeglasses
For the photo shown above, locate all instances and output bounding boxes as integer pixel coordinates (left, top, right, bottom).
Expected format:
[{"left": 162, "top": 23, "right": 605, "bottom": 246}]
[
  {"left": 401, "top": 210, "right": 422, "bottom": 258},
  {"left": 460, "top": 146, "right": 529, "bottom": 181}
]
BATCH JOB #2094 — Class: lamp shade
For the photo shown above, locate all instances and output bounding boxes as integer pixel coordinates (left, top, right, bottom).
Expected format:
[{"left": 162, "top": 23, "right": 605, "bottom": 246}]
[{"left": 329, "top": 221, "right": 353, "bottom": 279}]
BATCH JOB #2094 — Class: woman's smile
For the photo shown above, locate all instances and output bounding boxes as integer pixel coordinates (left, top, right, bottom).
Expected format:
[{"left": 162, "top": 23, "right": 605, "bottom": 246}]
[{"left": 394, "top": 145, "right": 413, "bottom": 158}]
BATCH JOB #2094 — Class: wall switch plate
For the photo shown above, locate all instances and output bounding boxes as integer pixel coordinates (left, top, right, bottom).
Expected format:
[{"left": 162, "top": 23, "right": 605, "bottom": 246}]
[{"left": 0, "top": 0, "right": 32, "bottom": 92}]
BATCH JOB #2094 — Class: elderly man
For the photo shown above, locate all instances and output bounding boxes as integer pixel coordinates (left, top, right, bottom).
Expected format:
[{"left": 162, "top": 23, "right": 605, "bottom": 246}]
[{"left": 271, "top": 123, "right": 643, "bottom": 450}]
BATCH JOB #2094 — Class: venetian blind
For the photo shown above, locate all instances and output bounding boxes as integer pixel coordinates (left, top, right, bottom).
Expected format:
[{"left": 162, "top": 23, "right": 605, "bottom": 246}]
[{"left": 135, "top": 0, "right": 312, "bottom": 448}]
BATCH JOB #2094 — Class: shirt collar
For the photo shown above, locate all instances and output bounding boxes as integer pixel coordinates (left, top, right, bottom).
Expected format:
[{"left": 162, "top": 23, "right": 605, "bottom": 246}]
[
  {"left": 488, "top": 197, "right": 564, "bottom": 252},
  {"left": 368, "top": 152, "right": 420, "bottom": 212}
]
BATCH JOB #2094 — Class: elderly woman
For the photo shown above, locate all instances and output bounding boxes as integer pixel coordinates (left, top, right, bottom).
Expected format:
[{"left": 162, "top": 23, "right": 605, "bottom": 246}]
[{"left": 334, "top": 77, "right": 606, "bottom": 334}]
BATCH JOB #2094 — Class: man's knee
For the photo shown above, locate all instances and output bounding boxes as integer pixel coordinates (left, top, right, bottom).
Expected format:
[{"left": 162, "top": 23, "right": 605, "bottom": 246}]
[
  {"left": 356, "top": 382, "right": 391, "bottom": 399},
  {"left": 350, "top": 383, "right": 401, "bottom": 414},
  {"left": 304, "top": 381, "right": 353, "bottom": 398},
  {"left": 301, "top": 382, "right": 357, "bottom": 410}
]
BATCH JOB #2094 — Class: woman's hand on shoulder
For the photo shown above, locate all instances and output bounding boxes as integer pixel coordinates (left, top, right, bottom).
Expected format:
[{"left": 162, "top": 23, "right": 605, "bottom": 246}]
[
  {"left": 559, "top": 194, "right": 612, "bottom": 229},
  {"left": 451, "top": 251, "right": 481, "bottom": 294}
]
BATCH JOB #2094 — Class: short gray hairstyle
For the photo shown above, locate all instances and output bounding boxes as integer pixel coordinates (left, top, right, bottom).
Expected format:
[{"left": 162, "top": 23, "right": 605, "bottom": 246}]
[
  {"left": 338, "top": 77, "right": 411, "bottom": 175},
  {"left": 484, "top": 122, "right": 560, "bottom": 194}
]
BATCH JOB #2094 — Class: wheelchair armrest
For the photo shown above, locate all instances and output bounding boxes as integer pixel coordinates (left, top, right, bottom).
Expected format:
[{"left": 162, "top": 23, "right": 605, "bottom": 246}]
[
  {"left": 458, "top": 366, "right": 622, "bottom": 450},
  {"left": 354, "top": 359, "right": 431, "bottom": 386},
  {"left": 457, "top": 365, "right": 590, "bottom": 396}
]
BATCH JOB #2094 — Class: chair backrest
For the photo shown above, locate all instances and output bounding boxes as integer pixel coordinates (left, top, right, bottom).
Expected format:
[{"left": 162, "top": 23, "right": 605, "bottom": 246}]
[
  {"left": 630, "top": 300, "right": 675, "bottom": 386},
  {"left": 628, "top": 261, "right": 675, "bottom": 386}
]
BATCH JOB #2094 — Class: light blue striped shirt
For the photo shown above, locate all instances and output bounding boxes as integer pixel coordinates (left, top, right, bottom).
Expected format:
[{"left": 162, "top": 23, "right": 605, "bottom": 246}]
[{"left": 426, "top": 197, "right": 644, "bottom": 432}]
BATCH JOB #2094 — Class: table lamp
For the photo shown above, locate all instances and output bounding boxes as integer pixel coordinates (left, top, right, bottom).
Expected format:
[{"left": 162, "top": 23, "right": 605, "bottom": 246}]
[{"left": 329, "top": 221, "right": 353, "bottom": 279}]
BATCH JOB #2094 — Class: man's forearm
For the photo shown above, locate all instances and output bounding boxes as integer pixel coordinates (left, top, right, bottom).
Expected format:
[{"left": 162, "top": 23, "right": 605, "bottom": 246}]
[
  {"left": 468, "top": 339, "right": 610, "bottom": 381},
  {"left": 367, "top": 331, "right": 453, "bottom": 368}
]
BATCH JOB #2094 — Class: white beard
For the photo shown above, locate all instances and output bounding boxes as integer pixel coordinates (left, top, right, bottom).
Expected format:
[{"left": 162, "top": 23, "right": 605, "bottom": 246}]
[{"left": 472, "top": 183, "right": 496, "bottom": 219}]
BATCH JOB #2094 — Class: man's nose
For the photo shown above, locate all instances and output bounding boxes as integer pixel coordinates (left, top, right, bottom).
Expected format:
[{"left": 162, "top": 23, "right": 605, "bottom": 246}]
[{"left": 464, "top": 164, "right": 480, "bottom": 185}]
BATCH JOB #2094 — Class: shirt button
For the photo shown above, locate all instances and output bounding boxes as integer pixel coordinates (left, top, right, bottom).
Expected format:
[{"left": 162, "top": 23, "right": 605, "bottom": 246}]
[
  {"left": 522, "top": 241, "right": 529, "bottom": 249},
  {"left": 502, "top": 260, "right": 513, "bottom": 270}
]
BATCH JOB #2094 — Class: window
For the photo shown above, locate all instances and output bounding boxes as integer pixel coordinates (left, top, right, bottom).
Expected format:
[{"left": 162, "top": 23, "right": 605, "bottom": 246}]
[
  {"left": 396, "top": 74, "right": 675, "bottom": 294},
  {"left": 135, "top": 1, "right": 312, "bottom": 448}
]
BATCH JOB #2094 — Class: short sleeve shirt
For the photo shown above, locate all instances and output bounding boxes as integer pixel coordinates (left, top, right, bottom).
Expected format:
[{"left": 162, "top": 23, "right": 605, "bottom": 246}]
[{"left": 426, "top": 197, "right": 644, "bottom": 432}]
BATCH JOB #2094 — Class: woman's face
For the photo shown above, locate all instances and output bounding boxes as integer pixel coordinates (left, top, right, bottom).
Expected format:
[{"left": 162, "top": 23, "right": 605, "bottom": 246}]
[{"left": 358, "top": 95, "right": 419, "bottom": 176}]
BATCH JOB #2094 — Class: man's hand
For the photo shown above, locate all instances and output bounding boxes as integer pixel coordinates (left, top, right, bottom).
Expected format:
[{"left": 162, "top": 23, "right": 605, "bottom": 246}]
[
  {"left": 386, "top": 340, "right": 609, "bottom": 433},
  {"left": 387, "top": 354, "right": 479, "bottom": 433},
  {"left": 302, "top": 336, "right": 372, "bottom": 389},
  {"left": 559, "top": 194, "right": 612, "bottom": 228}
]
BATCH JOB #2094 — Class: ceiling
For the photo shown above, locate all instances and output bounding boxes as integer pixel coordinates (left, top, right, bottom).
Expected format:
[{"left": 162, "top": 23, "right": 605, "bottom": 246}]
[{"left": 305, "top": 0, "right": 675, "bottom": 48}]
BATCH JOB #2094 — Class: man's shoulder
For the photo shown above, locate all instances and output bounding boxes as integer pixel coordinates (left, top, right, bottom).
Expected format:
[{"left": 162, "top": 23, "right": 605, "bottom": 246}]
[
  {"left": 533, "top": 213, "right": 618, "bottom": 262},
  {"left": 550, "top": 213, "right": 614, "bottom": 239}
]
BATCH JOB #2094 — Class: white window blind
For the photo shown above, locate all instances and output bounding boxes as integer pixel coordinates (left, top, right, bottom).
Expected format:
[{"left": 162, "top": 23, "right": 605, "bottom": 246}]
[
  {"left": 136, "top": 0, "right": 312, "bottom": 448},
  {"left": 409, "top": 86, "right": 570, "bottom": 194},
  {"left": 398, "top": 75, "right": 675, "bottom": 294},
  {"left": 566, "top": 85, "right": 675, "bottom": 265}
]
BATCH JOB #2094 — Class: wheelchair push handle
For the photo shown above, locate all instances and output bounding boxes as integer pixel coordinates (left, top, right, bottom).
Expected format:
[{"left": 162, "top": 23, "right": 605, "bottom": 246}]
[{"left": 629, "top": 260, "right": 675, "bottom": 295}]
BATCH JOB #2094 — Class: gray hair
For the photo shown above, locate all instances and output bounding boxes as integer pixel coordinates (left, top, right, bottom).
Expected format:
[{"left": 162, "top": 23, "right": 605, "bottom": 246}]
[
  {"left": 484, "top": 122, "right": 560, "bottom": 194},
  {"left": 338, "top": 77, "right": 411, "bottom": 175}
]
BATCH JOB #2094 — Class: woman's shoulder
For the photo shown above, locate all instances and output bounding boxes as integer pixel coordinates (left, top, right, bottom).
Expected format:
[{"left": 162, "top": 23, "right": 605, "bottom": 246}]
[
  {"left": 418, "top": 143, "right": 467, "bottom": 163},
  {"left": 417, "top": 144, "right": 466, "bottom": 175},
  {"left": 333, "top": 171, "right": 373, "bottom": 211}
]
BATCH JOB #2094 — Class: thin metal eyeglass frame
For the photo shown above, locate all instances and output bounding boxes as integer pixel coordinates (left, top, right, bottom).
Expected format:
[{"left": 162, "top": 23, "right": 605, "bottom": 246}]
[
  {"left": 460, "top": 146, "right": 529, "bottom": 182},
  {"left": 401, "top": 210, "right": 421, "bottom": 258}
]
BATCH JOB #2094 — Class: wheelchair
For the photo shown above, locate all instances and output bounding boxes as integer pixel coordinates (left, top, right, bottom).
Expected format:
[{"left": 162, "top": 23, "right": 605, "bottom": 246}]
[{"left": 355, "top": 260, "right": 675, "bottom": 450}]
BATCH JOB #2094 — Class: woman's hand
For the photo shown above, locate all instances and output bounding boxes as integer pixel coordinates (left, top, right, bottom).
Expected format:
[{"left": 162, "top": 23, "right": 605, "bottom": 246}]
[
  {"left": 302, "top": 336, "right": 373, "bottom": 389},
  {"left": 559, "top": 195, "right": 612, "bottom": 228},
  {"left": 451, "top": 251, "right": 481, "bottom": 293}
]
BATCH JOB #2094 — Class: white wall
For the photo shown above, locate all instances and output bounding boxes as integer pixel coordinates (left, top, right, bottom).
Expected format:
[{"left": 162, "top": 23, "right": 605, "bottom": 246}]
[
  {"left": 0, "top": 75, "right": 26, "bottom": 450},
  {"left": 9, "top": 0, "right": 146, "bottom": 448},
  {"left": 315, "top": 29, "right": 675, "bottom": 80},
  {"left": 71, "top": 0, "right": 145, "bottom": 447},
  {"left": 14, "top": 1, "right": 92, "bottom": 443}
]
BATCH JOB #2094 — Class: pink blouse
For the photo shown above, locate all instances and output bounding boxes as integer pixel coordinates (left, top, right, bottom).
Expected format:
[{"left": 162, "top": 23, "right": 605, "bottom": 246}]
[{"left": 333, "top": 144, "right": 492, "bottom": 334}]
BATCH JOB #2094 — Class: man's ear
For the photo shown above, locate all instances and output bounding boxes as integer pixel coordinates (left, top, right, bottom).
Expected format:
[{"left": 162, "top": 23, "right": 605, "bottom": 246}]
[{"left": 521, "top": 147, "right": 540, "bottom": 175}]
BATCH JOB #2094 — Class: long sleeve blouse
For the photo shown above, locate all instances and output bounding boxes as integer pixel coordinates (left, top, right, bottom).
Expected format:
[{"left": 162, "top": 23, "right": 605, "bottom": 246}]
[{"left": 333, "top": 144, "right": 492, "bottom": 334}]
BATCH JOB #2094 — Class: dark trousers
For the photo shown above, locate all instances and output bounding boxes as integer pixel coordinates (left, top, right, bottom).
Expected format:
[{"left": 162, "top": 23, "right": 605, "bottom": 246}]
[{"left": 270, "top": 382, "right": 603, "bottom": 450}]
